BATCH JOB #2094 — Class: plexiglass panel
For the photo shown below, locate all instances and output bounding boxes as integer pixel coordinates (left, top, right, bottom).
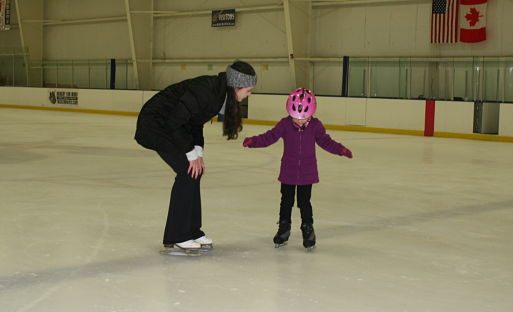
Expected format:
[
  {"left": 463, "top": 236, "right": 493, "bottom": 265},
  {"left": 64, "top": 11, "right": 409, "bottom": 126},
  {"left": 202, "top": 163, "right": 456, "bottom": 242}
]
[
  {"left": 504, "top": 58, "right": 513, "bottom": 103},
  {"left": 348, "top": 57, "right": 368, "bottom": 97},
  {"left": 398, "top": 58, "right": 410, "bottom": 99},
  {"left": 346, "top": 56, "right": 513, "bottom": 103},
  {"left": 453, "top": 58, "right": 473, "bottom": 101},
  {"left": 2, "top": 54, "right": 513, "bottom": 103},
  {"left": 369, "top": 58, "right": 400, "bottom": 98},
  {"left": 483, "top": 57, "right": 501, "bottom": 102}
]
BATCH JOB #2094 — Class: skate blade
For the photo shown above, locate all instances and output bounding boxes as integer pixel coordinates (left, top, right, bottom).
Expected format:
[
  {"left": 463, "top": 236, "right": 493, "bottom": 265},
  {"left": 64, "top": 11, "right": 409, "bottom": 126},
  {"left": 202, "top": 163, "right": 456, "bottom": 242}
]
[
  {"left": 199, "top": 244, "right": 213, "bottom": 252},
  {"left": 304, "top": 246, "right": 315, "bottom": 252},
  {"left": 274, "top": 242, "right": 288, "bottom": 248},
  {"left": 160, "top": 247, "right": 202, "bottom": 257}
]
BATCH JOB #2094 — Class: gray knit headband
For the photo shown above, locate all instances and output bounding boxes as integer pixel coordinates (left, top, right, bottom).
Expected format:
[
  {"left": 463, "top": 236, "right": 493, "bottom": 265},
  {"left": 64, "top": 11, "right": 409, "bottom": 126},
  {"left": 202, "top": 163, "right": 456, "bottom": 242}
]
[{"left": 226, "top": 65, "right": 257, "bottom": 88}]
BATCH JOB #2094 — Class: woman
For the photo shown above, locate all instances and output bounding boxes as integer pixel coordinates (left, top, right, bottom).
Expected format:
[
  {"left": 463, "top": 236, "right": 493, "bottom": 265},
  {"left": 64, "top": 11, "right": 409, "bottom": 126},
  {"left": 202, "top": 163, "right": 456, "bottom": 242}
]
[{"left": 135, "top": 61, "right": 256, "bottom": 254}]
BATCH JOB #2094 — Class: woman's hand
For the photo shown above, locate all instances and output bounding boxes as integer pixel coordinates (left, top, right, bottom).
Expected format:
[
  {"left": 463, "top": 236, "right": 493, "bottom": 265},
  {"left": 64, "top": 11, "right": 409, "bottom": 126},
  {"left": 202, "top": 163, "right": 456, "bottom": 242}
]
[
  {"left": 197, "top": 157, "right": 205, "bottom": 173},
  {"left": 188, "top": 157, "right": 205, "bottom": 179}
]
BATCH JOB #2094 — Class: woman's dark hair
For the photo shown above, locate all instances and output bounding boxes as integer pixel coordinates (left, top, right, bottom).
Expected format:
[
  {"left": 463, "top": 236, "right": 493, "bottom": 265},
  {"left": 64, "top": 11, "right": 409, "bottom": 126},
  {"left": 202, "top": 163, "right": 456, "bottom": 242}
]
[{"left": 223, "top": 61, "right": 256, "bottom": 140}]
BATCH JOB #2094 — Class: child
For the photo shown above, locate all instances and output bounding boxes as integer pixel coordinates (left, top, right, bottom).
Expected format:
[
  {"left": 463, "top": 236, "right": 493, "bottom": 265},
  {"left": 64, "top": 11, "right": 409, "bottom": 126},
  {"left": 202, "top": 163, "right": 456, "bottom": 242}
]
[{"left": 242, "top": 88, "right": 353, "bottom": 250}]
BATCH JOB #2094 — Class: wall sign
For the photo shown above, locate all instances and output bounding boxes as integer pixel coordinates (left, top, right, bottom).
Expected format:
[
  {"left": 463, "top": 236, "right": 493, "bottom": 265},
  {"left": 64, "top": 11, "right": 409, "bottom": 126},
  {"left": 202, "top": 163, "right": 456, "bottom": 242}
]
[
  {"left": 49, "top": 90, "right": 79, "bottom": 105},
  {"left": 212, "top": 9, "right": 235, "bottom": 27}
]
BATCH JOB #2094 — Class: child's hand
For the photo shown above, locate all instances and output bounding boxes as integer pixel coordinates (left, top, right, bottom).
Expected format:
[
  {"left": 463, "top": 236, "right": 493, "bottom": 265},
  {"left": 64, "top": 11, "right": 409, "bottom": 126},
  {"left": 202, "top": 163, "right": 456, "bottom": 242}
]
[
  {"left": 243, "top": 137, "right": 254, "bottom": 147},
  {"left": 341, "top": 147, "right": 353, "bottom": 159}
]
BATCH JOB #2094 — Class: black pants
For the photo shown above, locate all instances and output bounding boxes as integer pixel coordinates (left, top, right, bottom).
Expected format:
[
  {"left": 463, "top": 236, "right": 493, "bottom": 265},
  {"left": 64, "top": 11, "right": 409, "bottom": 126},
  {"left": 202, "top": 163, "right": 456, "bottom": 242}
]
[
  {"left": 279, "top": 183, "right": 313, "bottom": 224},
  {"left": 157, "top": 150, "right": 204, "bottom": 244}
]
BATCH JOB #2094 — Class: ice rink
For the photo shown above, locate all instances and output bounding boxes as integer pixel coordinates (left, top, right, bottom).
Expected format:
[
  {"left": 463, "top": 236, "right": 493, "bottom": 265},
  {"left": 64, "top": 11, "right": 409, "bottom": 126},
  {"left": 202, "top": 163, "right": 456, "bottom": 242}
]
[{"left": 1, "top": 108, "right": 513, "bottom": 312}]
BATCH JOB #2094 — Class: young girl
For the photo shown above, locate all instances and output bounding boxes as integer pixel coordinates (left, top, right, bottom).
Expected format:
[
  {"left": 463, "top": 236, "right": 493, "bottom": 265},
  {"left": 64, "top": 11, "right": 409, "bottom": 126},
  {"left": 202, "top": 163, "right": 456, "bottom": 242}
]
[{"left": 242, "top": 88, "right": 353, "bottom": 250}]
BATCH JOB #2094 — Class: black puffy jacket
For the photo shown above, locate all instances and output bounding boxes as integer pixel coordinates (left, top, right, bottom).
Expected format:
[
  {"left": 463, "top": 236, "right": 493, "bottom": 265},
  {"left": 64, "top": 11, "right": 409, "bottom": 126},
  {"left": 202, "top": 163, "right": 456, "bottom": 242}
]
[{"left": 135, "top": 72, "right": 227, "bottom": 154}]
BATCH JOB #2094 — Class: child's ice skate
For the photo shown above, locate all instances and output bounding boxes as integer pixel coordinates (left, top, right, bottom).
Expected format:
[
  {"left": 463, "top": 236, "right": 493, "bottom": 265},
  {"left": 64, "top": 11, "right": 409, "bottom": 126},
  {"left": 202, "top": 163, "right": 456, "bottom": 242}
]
[
  {"left": 160, "top": 240, "right": 202, "bottom": 256},
  {"left": 300, "top": 223, "right": 316, "bottom": 251},
  {"left": 194, "top": 235, "right": 213, "bottom": 251},
  {"left": 273, "top": 220, "right": 291, "bottom": 248}
]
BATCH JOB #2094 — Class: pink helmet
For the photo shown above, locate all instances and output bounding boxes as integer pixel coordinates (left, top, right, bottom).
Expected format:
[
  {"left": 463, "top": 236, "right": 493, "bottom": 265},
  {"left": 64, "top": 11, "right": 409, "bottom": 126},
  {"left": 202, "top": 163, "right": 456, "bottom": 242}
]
[{"left": 286, "top": 88, "right": 316, "bottom": 119}]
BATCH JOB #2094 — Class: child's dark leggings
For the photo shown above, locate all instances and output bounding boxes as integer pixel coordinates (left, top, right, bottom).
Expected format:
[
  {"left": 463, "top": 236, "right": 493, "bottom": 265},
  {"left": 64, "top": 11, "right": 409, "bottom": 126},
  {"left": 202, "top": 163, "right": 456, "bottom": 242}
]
[{"left": 279, "top": 183, "right": 313, "bottom": 224}]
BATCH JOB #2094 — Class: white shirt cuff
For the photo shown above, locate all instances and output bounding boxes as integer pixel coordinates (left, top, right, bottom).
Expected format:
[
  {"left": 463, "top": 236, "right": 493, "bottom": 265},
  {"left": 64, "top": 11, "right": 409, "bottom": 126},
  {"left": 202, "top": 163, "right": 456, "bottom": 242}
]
[
  {"left": 185, "top": 149, "right": 199, "bottom": 161},
  {"left": 194, "top": 145, "right": 203, "bottom": 157}
]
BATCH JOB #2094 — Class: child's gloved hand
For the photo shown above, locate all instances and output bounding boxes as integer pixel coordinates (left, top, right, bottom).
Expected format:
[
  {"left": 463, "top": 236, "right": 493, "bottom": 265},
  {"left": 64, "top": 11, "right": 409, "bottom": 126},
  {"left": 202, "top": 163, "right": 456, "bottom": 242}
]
[
  {"left": 341, "top": 147, "right": 353, "bottom": 159},
  {"left": 243, "top": 137, "right": 254, "bottom": 147}
]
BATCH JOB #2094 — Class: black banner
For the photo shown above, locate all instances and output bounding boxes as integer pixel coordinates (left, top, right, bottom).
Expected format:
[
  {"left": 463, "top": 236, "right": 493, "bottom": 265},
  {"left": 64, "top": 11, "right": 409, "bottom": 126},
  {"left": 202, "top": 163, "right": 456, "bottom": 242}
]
[{"left": 212, "top": 9, "right": 235, "bottom": 27}]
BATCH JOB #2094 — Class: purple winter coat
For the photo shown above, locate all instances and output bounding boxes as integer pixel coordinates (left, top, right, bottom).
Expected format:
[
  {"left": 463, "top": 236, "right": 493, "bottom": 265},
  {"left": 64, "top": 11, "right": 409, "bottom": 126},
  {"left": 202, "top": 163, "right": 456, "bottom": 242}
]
[{"left": 247, "top": 117, "right": 346, "bottom": 185}]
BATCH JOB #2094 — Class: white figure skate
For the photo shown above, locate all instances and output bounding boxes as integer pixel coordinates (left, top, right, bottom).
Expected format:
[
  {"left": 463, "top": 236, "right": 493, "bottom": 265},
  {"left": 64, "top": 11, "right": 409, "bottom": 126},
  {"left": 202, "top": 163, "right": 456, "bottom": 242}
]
[
  {"left": 194, "top": 235, "right": 213, "bottom": 251},
  {"left": 160, "top": 240, "right": 202, "bottom": 256}
]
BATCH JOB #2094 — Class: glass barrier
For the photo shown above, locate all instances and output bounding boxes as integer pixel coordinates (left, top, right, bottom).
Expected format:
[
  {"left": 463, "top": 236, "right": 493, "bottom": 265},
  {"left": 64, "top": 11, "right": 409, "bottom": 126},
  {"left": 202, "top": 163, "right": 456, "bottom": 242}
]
[
  {"left": 505, "top": 59, "right": 513, "bottom": 102},
  {"left": 0, "top": 48, "right": 28, "bottom": 87},
  {"left": 38, "top": 60, "right": 134, "bottom": 89},
  {"left": 1, "top": 55, "right": 133, "bottom": 89},
  {"left": 356, "top": 56, "right": 513, "bottom": 103},
  {"left": 369, "top": 57, "right": 401, "bottom": 98},
  {"left": 1, "top": 54, "right": 513, "bottom": 103},
  {"left": 483, "top": 57, "right": 500, "bottom": 102},
  {"left": 348, "top": 57, "right": 368, "bottom": 97},
  {"left": 452, "top": 57, "right": 474, "bottom": 101}
]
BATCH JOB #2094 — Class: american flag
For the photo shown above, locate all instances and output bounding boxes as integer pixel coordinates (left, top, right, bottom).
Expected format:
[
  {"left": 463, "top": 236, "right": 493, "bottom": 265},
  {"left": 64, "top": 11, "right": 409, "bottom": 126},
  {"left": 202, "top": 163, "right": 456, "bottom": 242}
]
[{"left": 431, "top": 0, "right": 459, "bottom": 43}]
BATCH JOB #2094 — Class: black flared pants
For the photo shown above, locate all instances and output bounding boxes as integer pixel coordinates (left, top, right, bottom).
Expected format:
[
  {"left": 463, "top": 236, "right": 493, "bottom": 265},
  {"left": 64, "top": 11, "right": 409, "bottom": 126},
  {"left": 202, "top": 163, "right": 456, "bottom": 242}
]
[{"left": 157, "top": 150, "right": 204, "bottom": 244}]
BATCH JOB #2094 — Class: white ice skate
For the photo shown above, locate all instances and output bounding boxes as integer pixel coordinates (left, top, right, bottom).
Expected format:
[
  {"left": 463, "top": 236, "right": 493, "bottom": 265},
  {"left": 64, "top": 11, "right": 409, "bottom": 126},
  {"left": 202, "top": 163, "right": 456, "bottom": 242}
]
[
  {"left": 160, "top": 240, "right": 202, "bottom": 256},
  {"left": 194, "top": 235, "right": 213, "bottom": 250}
]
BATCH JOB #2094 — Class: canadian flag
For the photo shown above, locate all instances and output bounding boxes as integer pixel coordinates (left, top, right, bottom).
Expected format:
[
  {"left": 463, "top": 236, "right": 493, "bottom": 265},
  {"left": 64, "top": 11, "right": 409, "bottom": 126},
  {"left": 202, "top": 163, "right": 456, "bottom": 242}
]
[{"left": 459, "top": 0, "right": 487, "bottom": 43}]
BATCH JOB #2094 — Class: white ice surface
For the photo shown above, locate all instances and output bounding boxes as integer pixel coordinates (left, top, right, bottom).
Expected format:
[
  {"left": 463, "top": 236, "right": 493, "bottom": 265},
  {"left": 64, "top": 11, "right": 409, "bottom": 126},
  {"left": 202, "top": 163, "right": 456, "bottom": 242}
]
[{"left": 1, "top": 108, "right": 513, "bottom": 312}]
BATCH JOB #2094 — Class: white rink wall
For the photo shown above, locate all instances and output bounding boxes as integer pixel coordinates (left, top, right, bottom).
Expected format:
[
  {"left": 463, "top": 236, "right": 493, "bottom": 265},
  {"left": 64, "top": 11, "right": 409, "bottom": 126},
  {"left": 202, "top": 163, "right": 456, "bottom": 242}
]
[
  {"left": 249, "top": 94, "right": 469, "bottom": 133},
  {"left": 434, "top": 101, "right": 475, "bottom": 134},
  {"left": 0, "top": 87, "right": 157, "bottom": 112},
  {"left": 249, "top": 95, "right": 426, "bottom": 130},
  {"left": 365, "top": 98, "right": 425, "bottom": 131},
  {"left": 1, "top": 86, "right": 512, "bottom": 137},
  {"left": 499, "top": 104, "right": 513, "bottom": 136}
]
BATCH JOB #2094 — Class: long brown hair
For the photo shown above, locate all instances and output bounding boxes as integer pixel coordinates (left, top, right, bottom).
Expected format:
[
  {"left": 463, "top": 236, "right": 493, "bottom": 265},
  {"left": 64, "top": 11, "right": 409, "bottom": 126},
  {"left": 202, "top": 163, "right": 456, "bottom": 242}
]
[{"left": 223, "top": 61, "right": 255, "bottom": 140}]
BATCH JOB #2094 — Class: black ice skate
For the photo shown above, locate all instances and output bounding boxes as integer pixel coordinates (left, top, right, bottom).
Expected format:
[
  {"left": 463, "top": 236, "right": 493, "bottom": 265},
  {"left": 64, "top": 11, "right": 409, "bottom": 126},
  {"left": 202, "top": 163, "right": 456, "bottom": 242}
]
[
  {"left": 273, "top": 220, "right": 291, "bottom": 248},
  {"left": 300, "top": 223, "right": 316, "bottom": 250}
]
